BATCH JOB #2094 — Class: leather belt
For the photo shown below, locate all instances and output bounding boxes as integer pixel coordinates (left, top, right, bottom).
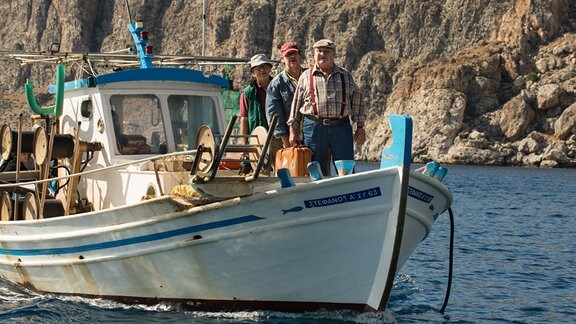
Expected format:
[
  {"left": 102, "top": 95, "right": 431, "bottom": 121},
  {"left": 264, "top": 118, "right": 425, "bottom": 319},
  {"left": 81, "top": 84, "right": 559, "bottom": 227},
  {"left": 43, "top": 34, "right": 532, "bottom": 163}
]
[{"left": 305, "top": 115, "right": 349, "bottom": 126}]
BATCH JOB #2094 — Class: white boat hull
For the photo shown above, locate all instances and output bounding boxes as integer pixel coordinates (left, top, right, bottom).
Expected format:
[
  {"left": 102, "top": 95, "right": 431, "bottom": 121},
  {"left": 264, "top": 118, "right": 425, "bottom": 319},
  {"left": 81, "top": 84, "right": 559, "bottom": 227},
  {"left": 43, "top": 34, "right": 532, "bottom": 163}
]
[{"left": 0, "top": 166, "right": 446, "bottom": 312}]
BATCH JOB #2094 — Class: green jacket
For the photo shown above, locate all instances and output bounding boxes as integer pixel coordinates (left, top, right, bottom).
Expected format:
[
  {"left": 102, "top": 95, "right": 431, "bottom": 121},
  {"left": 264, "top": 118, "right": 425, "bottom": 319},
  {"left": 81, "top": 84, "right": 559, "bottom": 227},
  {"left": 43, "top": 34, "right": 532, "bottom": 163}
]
[{"left": 241, "top": 80, "right": 269, "bottom": 133}]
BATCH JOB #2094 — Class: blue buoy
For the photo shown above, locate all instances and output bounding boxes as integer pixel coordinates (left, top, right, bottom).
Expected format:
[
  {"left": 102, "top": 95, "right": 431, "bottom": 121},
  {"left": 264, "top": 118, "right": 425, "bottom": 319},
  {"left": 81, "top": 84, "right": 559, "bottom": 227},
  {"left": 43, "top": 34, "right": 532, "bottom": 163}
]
[
  {"left": 277, "top": 168, "right": 296, "bottom": 188},
  {"left": 307, "top": 161, "right": 324, "bottom": 181},
  {"left": 434, "top": 167, "right": 447, "bottom": 181},
  {"left": 334, "top": 160, "right": 355, "bottom": 176},
  {"left": 423, "top": 162, "right": 440, "bottom": 177}
]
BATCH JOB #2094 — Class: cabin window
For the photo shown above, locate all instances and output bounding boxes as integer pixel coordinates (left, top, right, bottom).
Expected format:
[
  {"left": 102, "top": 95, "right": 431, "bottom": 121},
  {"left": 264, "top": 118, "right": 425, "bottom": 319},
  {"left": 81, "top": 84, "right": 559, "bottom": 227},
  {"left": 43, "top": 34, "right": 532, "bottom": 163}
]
[
  {"left": 168, "top": 95, "right": 219, "bottom": 151},
  {"left": 80, "top": 100, "right": 93, "bottom": 119},
  {"left": 109, "top": 94, "right": 166, "bottom": 154}
]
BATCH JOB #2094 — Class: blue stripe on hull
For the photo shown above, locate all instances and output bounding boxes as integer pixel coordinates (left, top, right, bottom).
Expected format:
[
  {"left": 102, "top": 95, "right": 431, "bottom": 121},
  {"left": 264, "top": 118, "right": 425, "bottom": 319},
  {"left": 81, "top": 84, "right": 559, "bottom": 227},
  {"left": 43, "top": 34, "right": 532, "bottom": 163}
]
[{"left": 0, "top": 215, "right": 263, "bottom": 256}]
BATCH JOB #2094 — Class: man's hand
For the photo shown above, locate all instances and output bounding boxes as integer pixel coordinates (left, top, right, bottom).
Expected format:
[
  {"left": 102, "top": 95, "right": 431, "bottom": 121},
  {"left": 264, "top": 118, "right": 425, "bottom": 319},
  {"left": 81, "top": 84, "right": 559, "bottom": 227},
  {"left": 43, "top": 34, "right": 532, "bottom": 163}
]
[
  {"left": 289, "top": 127, "right": 301, "bottom": 146},
  {"left": 355, "top": 127, "right": 366, "bottom": 146},
  {"left": 281, "top": 135, "right": 290, "bottom": 148}
]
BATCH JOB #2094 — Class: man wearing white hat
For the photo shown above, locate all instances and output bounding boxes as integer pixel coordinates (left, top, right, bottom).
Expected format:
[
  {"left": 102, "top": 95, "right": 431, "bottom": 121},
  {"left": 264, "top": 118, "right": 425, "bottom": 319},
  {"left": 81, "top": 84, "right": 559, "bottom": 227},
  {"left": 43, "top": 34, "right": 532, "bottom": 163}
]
[
  {"left": 287, "top": 39, "right": 366, "bottom": 175},
  {"left": 239, "top": 54, "right": 273, "bottom": 139},
  {"left": 238, "top": 54, "right": 277, "bottom": 174}
]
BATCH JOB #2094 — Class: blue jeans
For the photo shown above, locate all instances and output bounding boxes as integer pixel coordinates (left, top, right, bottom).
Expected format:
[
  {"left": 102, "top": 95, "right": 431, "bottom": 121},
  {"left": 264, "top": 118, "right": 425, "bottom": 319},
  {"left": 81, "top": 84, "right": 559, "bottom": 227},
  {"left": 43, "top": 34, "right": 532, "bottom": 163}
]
[{"left": 302, "top": 117, "right": 354, "bottom": 175}]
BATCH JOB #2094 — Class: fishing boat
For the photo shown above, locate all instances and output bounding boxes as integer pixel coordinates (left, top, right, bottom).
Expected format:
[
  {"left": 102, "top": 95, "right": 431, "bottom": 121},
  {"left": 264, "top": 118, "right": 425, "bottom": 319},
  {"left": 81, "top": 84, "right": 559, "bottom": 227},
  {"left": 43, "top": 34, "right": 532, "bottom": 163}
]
[{"left": 0, "top": 19, "right": 453, "bottom": 313}]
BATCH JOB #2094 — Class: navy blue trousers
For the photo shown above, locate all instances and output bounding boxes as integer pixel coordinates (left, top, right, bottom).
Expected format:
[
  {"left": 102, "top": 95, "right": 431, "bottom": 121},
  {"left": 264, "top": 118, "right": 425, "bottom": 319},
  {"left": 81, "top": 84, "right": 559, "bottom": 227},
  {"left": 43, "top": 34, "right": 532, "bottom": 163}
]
[{"left": 302, "top": 117, "right": 354, "bottom": 175}]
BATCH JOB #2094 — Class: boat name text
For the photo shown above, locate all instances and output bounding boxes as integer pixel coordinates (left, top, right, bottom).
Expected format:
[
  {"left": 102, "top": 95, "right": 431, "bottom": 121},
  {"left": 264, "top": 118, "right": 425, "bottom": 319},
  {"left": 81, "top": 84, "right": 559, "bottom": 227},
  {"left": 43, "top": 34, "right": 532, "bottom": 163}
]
[
  {"left": 408, "top": 186, "right": 434, "bottom": 203},
  {"left": 304, "top": 187, "right": 382, "bottom": 208}
]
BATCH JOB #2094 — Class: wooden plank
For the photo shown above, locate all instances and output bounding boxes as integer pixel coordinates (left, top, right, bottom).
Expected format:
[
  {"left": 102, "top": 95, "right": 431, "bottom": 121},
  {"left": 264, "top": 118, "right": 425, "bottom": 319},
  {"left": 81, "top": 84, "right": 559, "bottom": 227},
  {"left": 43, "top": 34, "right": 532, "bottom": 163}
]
[{"left": 0, "top": 170, "right": 40, "bottom": 181}]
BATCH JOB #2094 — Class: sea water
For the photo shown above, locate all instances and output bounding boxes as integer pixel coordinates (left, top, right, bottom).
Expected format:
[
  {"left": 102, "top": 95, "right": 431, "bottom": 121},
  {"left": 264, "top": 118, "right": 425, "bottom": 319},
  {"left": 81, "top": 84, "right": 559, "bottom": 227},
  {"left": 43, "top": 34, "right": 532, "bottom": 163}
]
[{"left": 0, "top": 164, "right": 574, "bottom": 323}]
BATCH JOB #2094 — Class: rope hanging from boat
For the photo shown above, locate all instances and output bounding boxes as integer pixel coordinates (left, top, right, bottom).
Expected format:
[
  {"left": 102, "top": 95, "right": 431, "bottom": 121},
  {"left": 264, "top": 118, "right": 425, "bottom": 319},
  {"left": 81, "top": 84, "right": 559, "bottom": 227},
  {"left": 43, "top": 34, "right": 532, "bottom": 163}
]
[{"left": 439, "top": 207, "right": 455, "bottom": 313}]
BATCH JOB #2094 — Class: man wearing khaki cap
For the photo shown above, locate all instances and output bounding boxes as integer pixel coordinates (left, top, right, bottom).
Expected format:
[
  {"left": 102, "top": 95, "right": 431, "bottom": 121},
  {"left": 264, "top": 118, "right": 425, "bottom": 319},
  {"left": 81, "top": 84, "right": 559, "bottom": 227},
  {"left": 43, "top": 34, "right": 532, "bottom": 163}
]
[
  {"left": 287, "top": 39, "right": 366, "bottom": 175},
  {"left": 265, "top": 41, "right": 305, "bottom": 148}
]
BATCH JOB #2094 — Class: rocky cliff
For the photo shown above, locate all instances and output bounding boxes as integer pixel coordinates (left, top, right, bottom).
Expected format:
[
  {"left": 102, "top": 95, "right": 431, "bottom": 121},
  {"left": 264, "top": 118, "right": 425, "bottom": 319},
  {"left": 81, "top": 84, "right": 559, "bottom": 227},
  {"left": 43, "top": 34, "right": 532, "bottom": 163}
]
[{"left": 0, "top": 0, "right": 574, "bottom": 167}]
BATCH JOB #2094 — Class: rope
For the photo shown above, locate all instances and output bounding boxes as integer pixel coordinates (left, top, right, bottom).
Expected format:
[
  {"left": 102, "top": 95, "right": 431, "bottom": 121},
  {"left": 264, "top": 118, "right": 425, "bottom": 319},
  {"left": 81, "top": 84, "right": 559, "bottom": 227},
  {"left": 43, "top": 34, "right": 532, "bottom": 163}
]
[
  {"left": 0, "top": 149, "right": 197, "bottom": 189},
  {"left": 439, "top": 207, "right": 455, "bottom": 313}
]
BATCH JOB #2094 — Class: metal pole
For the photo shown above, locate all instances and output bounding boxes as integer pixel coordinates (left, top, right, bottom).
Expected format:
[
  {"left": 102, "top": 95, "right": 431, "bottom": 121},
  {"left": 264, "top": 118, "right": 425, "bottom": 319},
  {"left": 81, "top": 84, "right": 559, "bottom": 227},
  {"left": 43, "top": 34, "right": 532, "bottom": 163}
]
[
  {"left": 202, "top": 0, "right": 206, "bottom": 56},
  {"left": 14, "top": 114, "right": 23, "bottom": 220},
  {"left": 125, "top": 0, "right": 133, "bottom": 23}
]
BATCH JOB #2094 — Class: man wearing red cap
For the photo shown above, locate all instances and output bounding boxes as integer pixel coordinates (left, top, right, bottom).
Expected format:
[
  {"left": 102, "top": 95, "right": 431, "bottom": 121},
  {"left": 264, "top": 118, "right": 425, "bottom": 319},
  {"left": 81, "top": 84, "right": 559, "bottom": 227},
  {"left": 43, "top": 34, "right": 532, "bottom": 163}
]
[{"left": 265, "top": 42, "right": 305, "bottom": 148}]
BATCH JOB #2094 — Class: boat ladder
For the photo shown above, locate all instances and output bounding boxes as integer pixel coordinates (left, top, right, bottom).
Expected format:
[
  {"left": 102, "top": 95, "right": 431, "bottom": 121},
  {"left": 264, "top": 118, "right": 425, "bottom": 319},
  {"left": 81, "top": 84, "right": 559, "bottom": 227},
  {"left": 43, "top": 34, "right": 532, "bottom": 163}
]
[{"left": 190, "top": 115, "right": 278, "bottom": 184}]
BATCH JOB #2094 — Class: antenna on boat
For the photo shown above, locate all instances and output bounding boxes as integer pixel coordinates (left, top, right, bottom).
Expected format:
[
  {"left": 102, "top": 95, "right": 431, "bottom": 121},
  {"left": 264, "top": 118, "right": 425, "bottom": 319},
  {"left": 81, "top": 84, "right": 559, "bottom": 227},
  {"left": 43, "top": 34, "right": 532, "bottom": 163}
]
[
  {"left": 125, "top": 0, "right": 133, "bottom": 23},
  {"left": 202, "top": 0, "right": 206, "bottom": 56}
]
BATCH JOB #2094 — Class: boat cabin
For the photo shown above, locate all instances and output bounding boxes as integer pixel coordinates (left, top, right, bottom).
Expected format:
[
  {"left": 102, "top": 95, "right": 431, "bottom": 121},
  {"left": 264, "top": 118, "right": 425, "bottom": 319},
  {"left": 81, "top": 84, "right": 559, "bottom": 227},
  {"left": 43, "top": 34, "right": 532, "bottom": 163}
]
[
  {"left": 53, "top": 68, "right": 230, "bottom": 210},
  {"left": 0, "top": 21, "right": 273, "bottom": 219}
]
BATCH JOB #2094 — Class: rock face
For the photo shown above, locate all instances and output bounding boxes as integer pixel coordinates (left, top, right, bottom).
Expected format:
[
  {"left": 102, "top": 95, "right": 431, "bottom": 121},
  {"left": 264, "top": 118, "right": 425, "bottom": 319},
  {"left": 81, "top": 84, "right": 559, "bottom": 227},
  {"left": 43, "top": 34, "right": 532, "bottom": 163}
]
[{"left": 0, "top": 0, "right": 574, "bottom": 167}]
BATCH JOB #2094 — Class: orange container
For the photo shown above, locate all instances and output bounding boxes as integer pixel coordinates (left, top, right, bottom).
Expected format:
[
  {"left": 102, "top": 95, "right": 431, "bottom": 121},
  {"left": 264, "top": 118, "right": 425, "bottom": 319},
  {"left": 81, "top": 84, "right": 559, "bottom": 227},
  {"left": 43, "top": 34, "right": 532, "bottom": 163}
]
[{"left": 274, "top": 146, "right": 312, "bottom": 177}]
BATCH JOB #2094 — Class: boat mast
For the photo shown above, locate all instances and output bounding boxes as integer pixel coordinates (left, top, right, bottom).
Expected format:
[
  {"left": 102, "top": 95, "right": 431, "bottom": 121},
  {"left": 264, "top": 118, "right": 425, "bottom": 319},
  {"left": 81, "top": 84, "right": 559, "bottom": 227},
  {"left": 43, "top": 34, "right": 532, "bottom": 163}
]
[
  {"left": 125, "top": 0, "right": 133, "bottom": 23},
  {"left": 124, "top": 0, "right": 153, "bottom": 69},
  {"left": 202, "top": 0, "right": 206, "bottom": 56}
]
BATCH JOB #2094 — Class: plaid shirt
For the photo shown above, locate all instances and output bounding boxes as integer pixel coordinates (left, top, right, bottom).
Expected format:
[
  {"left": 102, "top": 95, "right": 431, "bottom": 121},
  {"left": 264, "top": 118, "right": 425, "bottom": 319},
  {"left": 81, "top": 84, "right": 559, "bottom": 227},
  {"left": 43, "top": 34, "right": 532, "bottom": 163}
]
[{"left": 287, "top": 65, "right": 365, "bottom": 132}]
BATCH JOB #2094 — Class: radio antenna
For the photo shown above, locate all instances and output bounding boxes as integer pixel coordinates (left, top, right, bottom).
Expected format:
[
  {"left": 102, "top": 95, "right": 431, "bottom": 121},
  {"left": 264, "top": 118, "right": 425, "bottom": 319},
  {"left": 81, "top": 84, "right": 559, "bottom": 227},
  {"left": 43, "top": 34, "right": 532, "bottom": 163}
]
[{"left": 125, "top": 0, "right": 133, "bottom": 23}]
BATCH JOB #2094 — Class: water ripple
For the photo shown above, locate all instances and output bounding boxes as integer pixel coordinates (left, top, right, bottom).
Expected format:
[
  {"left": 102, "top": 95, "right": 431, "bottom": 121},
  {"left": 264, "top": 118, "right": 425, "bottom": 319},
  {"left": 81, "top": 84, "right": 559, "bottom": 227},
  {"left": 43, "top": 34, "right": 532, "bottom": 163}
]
[{"left": 0, "top": 165, "right": 575, "bottom": 323}]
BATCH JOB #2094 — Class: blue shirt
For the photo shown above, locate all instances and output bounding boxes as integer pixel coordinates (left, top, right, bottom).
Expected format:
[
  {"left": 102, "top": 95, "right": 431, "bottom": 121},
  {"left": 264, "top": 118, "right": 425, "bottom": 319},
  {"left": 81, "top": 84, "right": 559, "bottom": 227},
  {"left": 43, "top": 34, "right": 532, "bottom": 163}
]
[{"left": 265, "top": 69, "right": 301, "bottom": 138}]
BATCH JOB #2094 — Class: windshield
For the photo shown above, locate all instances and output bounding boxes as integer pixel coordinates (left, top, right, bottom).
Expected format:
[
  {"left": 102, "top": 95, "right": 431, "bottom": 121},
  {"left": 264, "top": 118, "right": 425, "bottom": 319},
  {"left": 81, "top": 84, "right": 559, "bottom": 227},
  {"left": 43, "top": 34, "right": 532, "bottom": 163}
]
[
  {"left": 109, "top": 94, "right": 221, "bottom": 154},
  {"left": 168, "top": 95, "right": 220, "bottom": 151},
  {"left": 110, "top": 94, "right": 166, "bottom": 154}
]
